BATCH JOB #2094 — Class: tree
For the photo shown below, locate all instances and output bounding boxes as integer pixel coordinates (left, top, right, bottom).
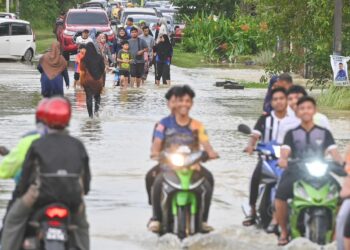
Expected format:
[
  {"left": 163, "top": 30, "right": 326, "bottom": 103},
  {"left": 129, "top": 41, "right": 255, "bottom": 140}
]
[{"left": 171, "top": 0, "right": 240, "bottom": 19}]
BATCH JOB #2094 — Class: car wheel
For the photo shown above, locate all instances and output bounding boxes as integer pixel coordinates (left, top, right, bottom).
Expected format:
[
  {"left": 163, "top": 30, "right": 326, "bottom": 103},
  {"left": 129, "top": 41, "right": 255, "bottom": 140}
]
[{"left": 22, "top": 49, "right": 33, "bottom": 62}]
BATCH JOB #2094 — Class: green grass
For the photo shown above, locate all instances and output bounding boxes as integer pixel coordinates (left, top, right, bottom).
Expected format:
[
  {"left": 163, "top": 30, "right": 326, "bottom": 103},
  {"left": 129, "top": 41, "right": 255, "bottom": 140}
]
[
  {"left": 172, "top": 46, "right": 207, "bottom": 68},
  {"left": 317, "top": 86, "right": 350, "bottom": 110},
  {"left": 34, "top": 27, "right": 56, "bottom": 54},
  {"left": 241, "top": 82, "right": 268, "bottom": 89}
]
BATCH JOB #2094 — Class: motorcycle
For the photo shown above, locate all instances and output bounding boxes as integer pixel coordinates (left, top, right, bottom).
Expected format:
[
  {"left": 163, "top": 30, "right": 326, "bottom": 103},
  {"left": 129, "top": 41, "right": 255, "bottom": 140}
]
[
  {"left": 158, "top": 146, "right": 210, "bottom": 239},
  {"left": 238, "top": 124, "right": 283, "bottom": 231},
  {"left": 22, "top": 203, "right": 77, "bottom": 250},
  {"left": 289, "top": 159, "right": 346, "bottom": 245}
]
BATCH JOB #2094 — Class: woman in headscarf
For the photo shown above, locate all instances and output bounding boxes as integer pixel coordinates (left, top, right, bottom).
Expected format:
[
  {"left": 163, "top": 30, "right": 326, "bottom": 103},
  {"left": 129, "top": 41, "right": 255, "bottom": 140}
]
[
  {"left": 96, "top": 33, "right": 113, "bottom": 67},
  {"left": 153, "top": 34, "right": 173, "bottom": 85},
  {"left": 37, "top": 42, "right": 69, "bottom": 97},
  {"left": 80, "top": 42, "right": 105, "bottom": 118},
  {"left": 112, "top": 27, "right": 128, "bottom": 58}
]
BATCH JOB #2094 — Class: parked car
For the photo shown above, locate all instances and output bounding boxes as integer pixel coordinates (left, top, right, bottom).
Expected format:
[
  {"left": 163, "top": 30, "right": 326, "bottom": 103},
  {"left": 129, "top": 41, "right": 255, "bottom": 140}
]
[
  {"left": 120, "top": 7, "right": 162, "bottom": 25},
  {"left": 0, "top": 18, "right": 36, "bottom": 61},
  {"left": 0, "top": 12, "right": 18, "bottom": 19},
  {"left": 58, "top": 9, "right": 115, "bottom": 60},
  {"left": 155, "top": 7, "right": 177, "bottom": 17},
  {"left": 79, "top": 0, "right": 112, "bottom": 19}
]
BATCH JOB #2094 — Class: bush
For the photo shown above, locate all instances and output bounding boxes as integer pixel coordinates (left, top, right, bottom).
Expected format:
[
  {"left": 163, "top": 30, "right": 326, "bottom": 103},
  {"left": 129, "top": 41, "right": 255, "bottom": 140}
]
[
  {"left": 181, "top": 13, "right": 271, "bottom": 63},
  {"left": 317, "top": 87, "right": 350, "bottom": 110},
  {"left": 253, "top": 50, "right": 273, "bottom": 66}
]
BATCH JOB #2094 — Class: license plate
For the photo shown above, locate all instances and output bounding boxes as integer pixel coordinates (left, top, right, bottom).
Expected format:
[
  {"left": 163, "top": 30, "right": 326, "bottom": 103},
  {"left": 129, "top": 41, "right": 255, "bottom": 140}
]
[{"left": 46, "top": 228, "right": 66, "bottom": 241}]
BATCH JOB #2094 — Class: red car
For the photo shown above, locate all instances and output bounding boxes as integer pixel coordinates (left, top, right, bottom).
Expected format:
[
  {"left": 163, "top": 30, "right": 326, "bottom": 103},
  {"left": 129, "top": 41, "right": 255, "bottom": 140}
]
[{"left": 58, "top": 9, "right": 115, "bottom": 60}]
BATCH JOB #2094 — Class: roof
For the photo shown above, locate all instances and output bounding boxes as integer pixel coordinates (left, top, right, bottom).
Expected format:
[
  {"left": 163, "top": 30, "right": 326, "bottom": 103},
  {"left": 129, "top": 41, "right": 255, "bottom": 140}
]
[
  {"left": 123, "top": 8, "right": 156, "bottom": 13},
  {"left": 68, "top": 8, "right": 107, "bottom": 13},
  {"left": 0, "top": 18, "right": 29, "bottom": 24}
]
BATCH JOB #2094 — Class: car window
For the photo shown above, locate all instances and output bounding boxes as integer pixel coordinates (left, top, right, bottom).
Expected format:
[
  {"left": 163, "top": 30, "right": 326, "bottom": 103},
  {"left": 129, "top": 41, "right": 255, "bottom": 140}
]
[
  {"left": 11, "top": 23, "right": 29, "bottom": 35},
  {"left": 0, "top": 23, "right": 10, "bottom": 36},
  {"left": 67, "top": 12, "right": 109, "bottom": 25}
]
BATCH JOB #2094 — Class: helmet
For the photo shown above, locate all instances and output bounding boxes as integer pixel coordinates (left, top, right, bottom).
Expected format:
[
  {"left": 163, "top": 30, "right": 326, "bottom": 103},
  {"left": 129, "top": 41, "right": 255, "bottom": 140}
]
[
  {"left": 35, "top": 98, "right": 50, "bottom": 123},
  {"left": 44, "top": 97, "right": 71, "bottom": 129}
]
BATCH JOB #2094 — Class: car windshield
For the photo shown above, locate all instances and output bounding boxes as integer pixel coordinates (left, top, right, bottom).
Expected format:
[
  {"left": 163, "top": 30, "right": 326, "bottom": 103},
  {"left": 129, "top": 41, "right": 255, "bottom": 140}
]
[
  {"left": 67, "top": 12, "right": 108, "bottom": 25},
  {"left": 131, "top": 16, "right": 159, "bottom": 24}
]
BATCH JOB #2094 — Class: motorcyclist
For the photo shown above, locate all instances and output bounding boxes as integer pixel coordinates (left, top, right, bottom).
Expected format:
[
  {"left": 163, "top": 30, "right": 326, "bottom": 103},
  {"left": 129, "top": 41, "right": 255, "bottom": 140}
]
[
  {"left": 275, "top": 96, "right": 343, "bottom": 246},
  {"left": 286, "top": 85, "right": 331, "bottom": 130},
  {"left": 148, "top": 85, "right": 218, "bottom": 233},
  {"left": 1, "top": 97, "right": 91, "bottom": 250},
  {"left": 146, "top": 86, "right": 181, "bottom": 205},
  {"left": 0, "top": 99, "right": 49, "bottom": 238},
  {"left": 242, "top": 88, "right": 300, "bottom": 231}
]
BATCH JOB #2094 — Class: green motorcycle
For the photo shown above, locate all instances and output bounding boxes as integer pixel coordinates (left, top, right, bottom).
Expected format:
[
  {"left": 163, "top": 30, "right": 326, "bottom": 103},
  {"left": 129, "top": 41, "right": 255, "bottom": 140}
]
[
  {"left": 289, "top": 160, "right": 345, "bottom": 245},
  {"left": 159, "top": 146, "right": 210, "bottom": 239}
]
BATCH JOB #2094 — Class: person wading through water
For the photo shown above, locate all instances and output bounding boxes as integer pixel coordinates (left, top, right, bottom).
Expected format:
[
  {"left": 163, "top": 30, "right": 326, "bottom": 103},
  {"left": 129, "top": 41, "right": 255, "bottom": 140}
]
[
  {"left": 37, "top": 42, "right": 69, "bottom": 97},
  {"left": 80, "top": 43, "right": 105, "bottom": 118}
]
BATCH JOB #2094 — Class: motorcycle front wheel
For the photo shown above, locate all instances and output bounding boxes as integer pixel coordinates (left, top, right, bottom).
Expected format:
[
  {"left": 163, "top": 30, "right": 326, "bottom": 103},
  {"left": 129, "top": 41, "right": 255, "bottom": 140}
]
[
  {"left": 178, "top": 206, "right": 188, "bottom": 240},
  {"left": 308, "top": 209, "right": 330, "bottom": 245}
]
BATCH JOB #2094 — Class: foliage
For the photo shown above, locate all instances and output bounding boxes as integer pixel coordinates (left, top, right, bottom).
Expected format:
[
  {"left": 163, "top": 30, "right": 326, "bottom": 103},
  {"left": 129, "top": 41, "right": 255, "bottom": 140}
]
[
  {"left": 19, "top": 0, "right": 84, "bottom": 28},
  {"left": 249, "top": 0, "right": 350, "bottom": 87},
  {"left": 317, "top": 87, "right": 350, "bottom": 110},
  {"left": 171, "top": 0, "right": 240, "bottom": 19},
  {"left": 253, "top": 50, "right": 273, "bottom": 66},
  {"left": 172, "top": 46, "right": 207, "bottom": 68},
  {"left": 181, "top": 12, "right": 271, "bottom": 63}
]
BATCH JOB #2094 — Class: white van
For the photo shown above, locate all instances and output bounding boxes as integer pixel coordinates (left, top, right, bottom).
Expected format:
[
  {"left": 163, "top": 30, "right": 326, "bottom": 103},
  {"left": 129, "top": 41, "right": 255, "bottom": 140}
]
[{"left": 0, "top": 18, "right": 36, "bottom": 61}]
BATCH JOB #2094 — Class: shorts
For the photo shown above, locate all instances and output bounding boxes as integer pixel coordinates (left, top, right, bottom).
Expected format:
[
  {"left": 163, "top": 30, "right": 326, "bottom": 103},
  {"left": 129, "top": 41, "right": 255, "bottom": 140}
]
[
  {"left": 119, "top": 70, "right": 130, "bottom": 77},
  {"left": 275, "top": 168, "right": 299, "bottom": 201},
  {"left": 74, "top": 72, "right": 80, "bottom": 81},
  {"left": 130, "top": 63, "right": 144, "bottom": 78}
]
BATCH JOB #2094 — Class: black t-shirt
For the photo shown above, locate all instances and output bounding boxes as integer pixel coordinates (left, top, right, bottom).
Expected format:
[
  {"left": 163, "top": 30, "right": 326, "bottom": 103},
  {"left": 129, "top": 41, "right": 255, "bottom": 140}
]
[{"left": 282, "top": 125, "right": 336, "bottom": 159}]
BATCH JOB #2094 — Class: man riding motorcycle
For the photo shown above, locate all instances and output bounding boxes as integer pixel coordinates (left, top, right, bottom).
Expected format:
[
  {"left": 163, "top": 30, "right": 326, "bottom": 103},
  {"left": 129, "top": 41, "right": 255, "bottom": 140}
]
[
  {"left": 0, "top": 99, "right": 49, "bottom": 238},
  {"left": 146, "top": 86, "right": 181, "bottom": 205},
  {"left": 243, "top": 88, "right": 300, "bottom": 231},
  {"left": 148, "top": 85, "right": 218, "bottom": 233},
  {"left": 1, "top": 97, "right": 91, "bottom": 250},
  {"left": 275, "top": 96, "right": 343, "bottom": 246}
]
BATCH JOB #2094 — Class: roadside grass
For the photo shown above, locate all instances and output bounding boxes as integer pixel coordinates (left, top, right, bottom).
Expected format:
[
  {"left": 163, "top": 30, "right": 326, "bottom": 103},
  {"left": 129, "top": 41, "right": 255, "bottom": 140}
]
[
  {"left": 34, "top": 27, "right": 56, "bottom": 54},
  {"left": 241, "top": 82, "right": 268, "bottom": 89},
  {"left": 317, "top": 87, "right": 350, "bottom": 110},
  {"left": 172, "top": 46, "right": 207, "bottom": 68}
]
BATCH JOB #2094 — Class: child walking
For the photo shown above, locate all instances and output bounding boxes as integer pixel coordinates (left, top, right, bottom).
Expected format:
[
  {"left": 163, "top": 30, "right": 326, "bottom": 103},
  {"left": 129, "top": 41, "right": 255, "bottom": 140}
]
[
  {"left": 74, "top": 44, "right": 86, "bottom": 88},
  {"left": 117, "top": 41, "right": 132, "bottom": 89}
]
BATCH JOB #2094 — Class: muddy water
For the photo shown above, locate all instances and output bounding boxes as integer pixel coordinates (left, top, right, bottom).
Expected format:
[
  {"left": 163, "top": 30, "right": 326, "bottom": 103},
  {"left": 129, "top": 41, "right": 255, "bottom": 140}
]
[{"left": 0, "top": 61, "right": 350, "bottom": 250}]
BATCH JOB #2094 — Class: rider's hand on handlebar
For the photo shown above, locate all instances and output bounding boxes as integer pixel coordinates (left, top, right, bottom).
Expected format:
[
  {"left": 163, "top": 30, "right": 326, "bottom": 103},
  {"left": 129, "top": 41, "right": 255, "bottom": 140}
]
[
  {"left": 190, "top": 163, "right": 201, "bottom": 171},
  {"left": 244, "top": 145, "right": 254, "bottom": 155},
  {"left": 278, "top": 158, "right": 288, "bottom": 169}
]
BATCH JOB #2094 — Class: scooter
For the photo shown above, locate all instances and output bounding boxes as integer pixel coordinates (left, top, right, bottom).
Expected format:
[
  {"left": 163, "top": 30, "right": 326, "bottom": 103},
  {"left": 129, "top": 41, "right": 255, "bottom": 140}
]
[
  {"left": 22, "top": 203, "right": 77, "bottom": 250},
  {"left": 238, "top": 124, "right": 283, "bottom": 230},
  {"left": 289, "top": 159, "right": 346, "bottom": 245},
  {"left": 159, "top": 146, "right": 210, "bottom": 240}
]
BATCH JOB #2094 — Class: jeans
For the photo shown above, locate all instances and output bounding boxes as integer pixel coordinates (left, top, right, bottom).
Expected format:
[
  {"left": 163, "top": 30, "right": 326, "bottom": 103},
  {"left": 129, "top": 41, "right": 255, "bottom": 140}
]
[
  {"left": 151, "top": 166, "right": 214, "bottom": 222},
  {"left": 337, "top": 199, "right": 350, "bottom": 250},
  {"left": 249, "top": 160, "right": 262, "bottom": 207}
]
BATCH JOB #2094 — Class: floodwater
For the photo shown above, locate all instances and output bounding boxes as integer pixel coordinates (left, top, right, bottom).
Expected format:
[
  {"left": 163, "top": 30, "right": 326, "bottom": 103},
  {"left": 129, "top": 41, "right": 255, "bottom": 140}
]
[{"left": 0, "top": 61, "right": 350, "bottom": 250}]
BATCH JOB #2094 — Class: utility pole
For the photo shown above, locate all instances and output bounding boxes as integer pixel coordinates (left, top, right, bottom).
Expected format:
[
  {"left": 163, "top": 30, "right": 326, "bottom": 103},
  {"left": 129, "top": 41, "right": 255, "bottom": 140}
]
[
  {"left": 6, "top": 0, "right": 9, "bottom": 12},
  {"left": 333, "top": 0, "right": 343, "bottom": 55}
]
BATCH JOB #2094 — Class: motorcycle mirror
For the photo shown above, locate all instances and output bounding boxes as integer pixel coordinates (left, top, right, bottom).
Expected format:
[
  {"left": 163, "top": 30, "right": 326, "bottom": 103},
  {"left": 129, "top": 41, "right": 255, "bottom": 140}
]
[
  {"left": 0, "top": 146, "right": 9, "bottom": 156},
  {"left": 238, "top": 124, "right": 252, "bottom": 135}
]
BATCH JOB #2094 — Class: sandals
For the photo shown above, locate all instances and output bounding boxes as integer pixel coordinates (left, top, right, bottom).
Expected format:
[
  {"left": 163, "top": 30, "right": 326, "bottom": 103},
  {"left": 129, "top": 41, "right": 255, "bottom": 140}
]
[
  {"left": 278, "top": 236, "right": 289, "bottom": 246},
  {"left": 242, "top": 215, "right": 256, "bottom": 227}
]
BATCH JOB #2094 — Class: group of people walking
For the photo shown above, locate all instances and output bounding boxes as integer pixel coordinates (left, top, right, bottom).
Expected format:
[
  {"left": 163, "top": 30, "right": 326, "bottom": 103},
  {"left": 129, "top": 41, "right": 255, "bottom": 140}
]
[{"left": 38, "top": 18, "right": 174, "bottom": 118}]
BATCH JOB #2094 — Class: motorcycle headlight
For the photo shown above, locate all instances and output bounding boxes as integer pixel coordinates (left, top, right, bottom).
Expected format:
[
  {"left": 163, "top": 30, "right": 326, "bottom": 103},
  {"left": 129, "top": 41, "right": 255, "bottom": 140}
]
[
  {"left": 63, "top": 30, "right": 75, "bottom": 36},
  {"left": 305, "top": 161, "right": 328, "bottom": 177},
  {"left": 170, "top": 154, "right": 185, "bottom": 167}
]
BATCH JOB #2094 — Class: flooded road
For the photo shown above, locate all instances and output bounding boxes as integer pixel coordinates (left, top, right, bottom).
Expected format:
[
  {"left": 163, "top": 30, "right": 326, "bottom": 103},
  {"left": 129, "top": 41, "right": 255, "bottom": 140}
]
[{"left": 0, "top": 61, "right": 350, "bottom": 250}]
